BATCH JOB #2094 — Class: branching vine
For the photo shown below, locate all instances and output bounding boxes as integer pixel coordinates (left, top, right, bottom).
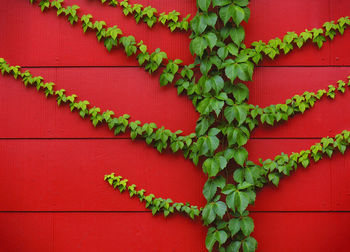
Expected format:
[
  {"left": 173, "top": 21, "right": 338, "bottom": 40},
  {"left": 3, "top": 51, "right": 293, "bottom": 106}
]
[{"left": 1, "top": 0, "right": 349, "bottom": 251}]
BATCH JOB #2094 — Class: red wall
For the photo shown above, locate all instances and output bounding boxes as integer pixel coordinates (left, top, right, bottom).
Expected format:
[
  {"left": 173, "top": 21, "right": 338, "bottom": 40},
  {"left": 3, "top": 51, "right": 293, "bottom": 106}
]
[{"left": 0, "top": 0, "right": 349, "bottom": 251}]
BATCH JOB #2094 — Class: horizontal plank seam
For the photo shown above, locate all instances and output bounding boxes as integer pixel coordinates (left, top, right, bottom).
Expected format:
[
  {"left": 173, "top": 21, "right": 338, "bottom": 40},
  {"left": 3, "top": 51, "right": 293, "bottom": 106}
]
[
  {"left": 17, "top": 65, "right": 350, "bottom": 68},
  {"left": 0, "top": 210, "right": 349, "bottom": 213},
  {"left": 0, "top": 137, "right": 328, "bottom": 140}
]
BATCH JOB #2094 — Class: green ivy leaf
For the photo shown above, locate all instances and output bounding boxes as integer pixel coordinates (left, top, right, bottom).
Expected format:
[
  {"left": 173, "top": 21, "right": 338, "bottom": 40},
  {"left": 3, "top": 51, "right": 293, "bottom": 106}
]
[
  {"left": 236, "top": 62, "right": 253, "bottom": 81},
  {"left": 226, "top": 189, "right": 250, "bottom": 213},
  {"left": 203, "top": 176, "right": 226, "bottom": 201},
  {"left": 191, "top": 15, "right": 208, "bottom": 34},
  {"left": 190, "top": 37, "right": 208, "bottom": 57},
  {"left": 219, "top": 4, "right": 235, "bottom": 25},
  {"left": 205, "top": 228, "right": 216, "bottom": 252},
  {"left": 228, "top": 218, "right": 240, "bottom": 236},
  {"left": 214, "top": 201, "right": 227, "bottom": 218},
  {"left": 232, "top": 5, "right": 245, "bottom": 25},
  {"left": 227, "top": 241, "right": 242, "bottom": 252},
  {"left": 215, "top": 230, "right": 228, "bottom": 247},
  {"left": 213, "top": 0, "right": 231, "bottom": 7},
  {"left": 230, "top": 25, "right": 245, "bottom": 45},
  {"left": 198, "top": 0, "right": 212, "bottom": 12},
  {"left": 229, "top": 105, "right": 247, "bottom": 125},
  {"left": 242, "top": 237, "right": 258, "bottom": 252},
  {"left": 202, "top": 203, "right": 216, "bottom": 225},
  {"left": 104, "top": 37, "right": 118, "bottom": 52},
  {"left": 240, "top": 216, "right": 254, "bottom": 236},
  {"left": 233, "top": 83, "right": 249, "bottom": 103},
  {"left": 205, "top": 32, "right": 218, "bottom": 50},
  {"left": 233, "top": 147, "right": 248, "bottom": 166}
]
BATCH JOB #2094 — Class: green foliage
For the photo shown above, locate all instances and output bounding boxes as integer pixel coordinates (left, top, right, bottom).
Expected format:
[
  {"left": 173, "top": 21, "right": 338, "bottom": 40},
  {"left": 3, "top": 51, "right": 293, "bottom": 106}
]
[
  {"left": 100, "top": 0, "right": 191, "bottom": 31},
  {"left": 4, "top": 1, "right": 350, "bottom": 251},
  {"left": 104, "top": 173, "right": 201, "bottom": 218}
]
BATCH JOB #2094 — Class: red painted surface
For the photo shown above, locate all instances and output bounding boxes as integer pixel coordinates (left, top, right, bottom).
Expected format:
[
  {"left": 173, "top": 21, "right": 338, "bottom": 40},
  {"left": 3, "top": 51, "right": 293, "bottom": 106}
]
[{"left": 0, "top": 1, "right": 349, "bottom": 252}]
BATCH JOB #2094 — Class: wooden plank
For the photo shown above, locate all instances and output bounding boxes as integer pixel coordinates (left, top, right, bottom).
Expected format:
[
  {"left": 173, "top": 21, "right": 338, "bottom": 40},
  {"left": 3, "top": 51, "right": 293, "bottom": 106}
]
[
  {"left": 248, "top": 139, "right": 332, "bottom": 211},
  {"left": 332, "top": 152, "right": 350, "bottom": 210},
  {"left": 330, "top": 0, "right": 350, "bottom": 66},
  {"left": 250, "top": 66, "right": 350, "bottom": 139},
  {"left": 246, "top": 0, "right": 332, "bottom": 66},
  {"left": 0, "top": 139, "right": 206, "bottom": 211},
  {"left": 0, "top": 213, "right": 53, "bottom": 252},
  {"left": 53, "top": 212, "right": 206, "bottom": 252},
  {"left": 0, "top": 0, "right": 194, "bottom": 67},
  {"left": 0, "top": 0, "right": 349, "bottom": 67},
  {"left": 1, "top": 139, "right": 349, "bottom": 212},
  {"left": 1, "top": 67, "right": 350, "bottom": 139},
  {"left": 0, "top": 67, "right": 197, "bottom": 138},
  {"left": 1, "top": 212, "right": 348, "bottom": 252},
  {"left": 252, "top": 212, "right": 350, "bottom": 252}
]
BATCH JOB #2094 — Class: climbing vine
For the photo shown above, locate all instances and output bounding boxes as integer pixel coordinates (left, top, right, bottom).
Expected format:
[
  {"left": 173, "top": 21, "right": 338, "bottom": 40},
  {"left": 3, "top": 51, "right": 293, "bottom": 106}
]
[{"left": 1, "top": 0, "right": 350, "bottom": 251}]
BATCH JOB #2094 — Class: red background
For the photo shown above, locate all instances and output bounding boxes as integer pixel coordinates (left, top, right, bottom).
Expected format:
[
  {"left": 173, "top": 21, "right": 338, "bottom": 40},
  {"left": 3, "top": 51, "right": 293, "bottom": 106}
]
[{"left": 0, "top": 0, "right": 350, "bottom": 251}]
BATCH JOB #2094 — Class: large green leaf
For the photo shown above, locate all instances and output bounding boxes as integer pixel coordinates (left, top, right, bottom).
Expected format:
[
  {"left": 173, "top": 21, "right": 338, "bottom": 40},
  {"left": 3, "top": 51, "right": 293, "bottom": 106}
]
[
  {"left": 214, "top": 201, "right": 227, "bottom": 218},
  {"left": 205, "top": 32, "right": 218, "bottom": 50},
  {"left": 232, "top": 5, "right": 245, "bottom": 25},
  {"left": 227, "top": 241, "right": 242, "bottom": 252},
  {"left": 190, "top": 37, "right": 208, "bottom": 57},
  {"left": 203, "top": 176, "right": 226, "bottom": 201},
  {"left": 213, "top": 0, "right": 231, "bottom": 7},
  {"left": 191, "top": 15, "right": 208, "bottom": 34},
  {"left": 198, "top": 0, "right": 212, "bottom": 12},
  {"left": 233, "top": 147, "right": 248, "bottom": 166},
  {"left": 236, "top": 63, "right": 253, "bottom": 81},
  {"left": 228, "top": 218, "right": 240, "bottom": 236},
  {"left": 215, "top": 230, "right": 228, "bottom": 246},
  {"left": 205, "top": 228, "right": 216, "bottom": 252},
  {"left": 232, "top": 83, "right": 249, "bottom": 103},
  {"left": 226, "top": 190, "right": 250, "bottom": 213},
  {"left": 240, "top": 216, "right": 254, "bottom": 236},
  {"left": 242, "top": 237, "right": 258, "bottom": 252},
  {"left": 219, "top": 4, "right": 235, "bottom": 25},
  {"left": 202, "top": 203, "right": 216, "bottom": 225},
  {"left": 230, "top": 25, "right": 245, "bottom": 45}
]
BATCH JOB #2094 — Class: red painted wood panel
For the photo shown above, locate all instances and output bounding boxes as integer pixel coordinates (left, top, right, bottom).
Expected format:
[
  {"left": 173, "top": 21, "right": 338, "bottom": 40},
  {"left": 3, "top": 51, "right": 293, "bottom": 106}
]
[
  {"left": 0, "top": 213, "right": 53, "bottom": 252},
  {"left": 252, "top": 212, "right": 350, "bottom": 252},
  {"left": 1, "top": 139, "right": 349, "bottom": 212},
  {"left": 1, "top": 212, "right": 349, "bottom": 252},
  {"left": 0, "top": 139, "right": 206, "bottom": 211},
  {"left": 1, "top": 0, "right": 350, "bottom": 252},
  {"left": 0, "top": 0, "right": 349, "bottom": 66},
  {"left": 250, "top": 66, "right": 350, "bottom": 138},
  {"left": 0, "top": 212, "right": 207, "bottom": 252},
  {"left": 0, "top": 67, "right": 197, "bottom": 138},
  {"left": 1, "top": 67, "right": 349, "bottom": 139}
]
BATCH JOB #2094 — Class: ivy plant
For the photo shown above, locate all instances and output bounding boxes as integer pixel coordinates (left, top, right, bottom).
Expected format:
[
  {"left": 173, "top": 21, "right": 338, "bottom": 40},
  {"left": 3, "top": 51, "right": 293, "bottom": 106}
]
[{"left": 1, "top": 0, "right": 350, "bottom": 251}]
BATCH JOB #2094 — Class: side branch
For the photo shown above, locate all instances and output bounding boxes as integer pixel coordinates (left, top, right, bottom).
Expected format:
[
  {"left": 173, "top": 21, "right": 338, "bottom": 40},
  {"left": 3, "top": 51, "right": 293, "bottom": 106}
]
[
  {"left": 33, "top": 0, "right": 194, "bottom": 91},
  {"left": 248, "top": 130, "right": 350, "bottom": 187},
  {"left": 104, "top": 173, "right": 202, "bottom": 219},
  {"left": 250, "top": 76, "right": 350, "bottom": 126},
  {"left": 98, "top": 0, "right": 191, "bottom": 32},
  {"left": 244, "top": 16, "right": 350, "bottom": 64},
  {"left": 0, "top": 58, "right": 196, "bottom": 155}
]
